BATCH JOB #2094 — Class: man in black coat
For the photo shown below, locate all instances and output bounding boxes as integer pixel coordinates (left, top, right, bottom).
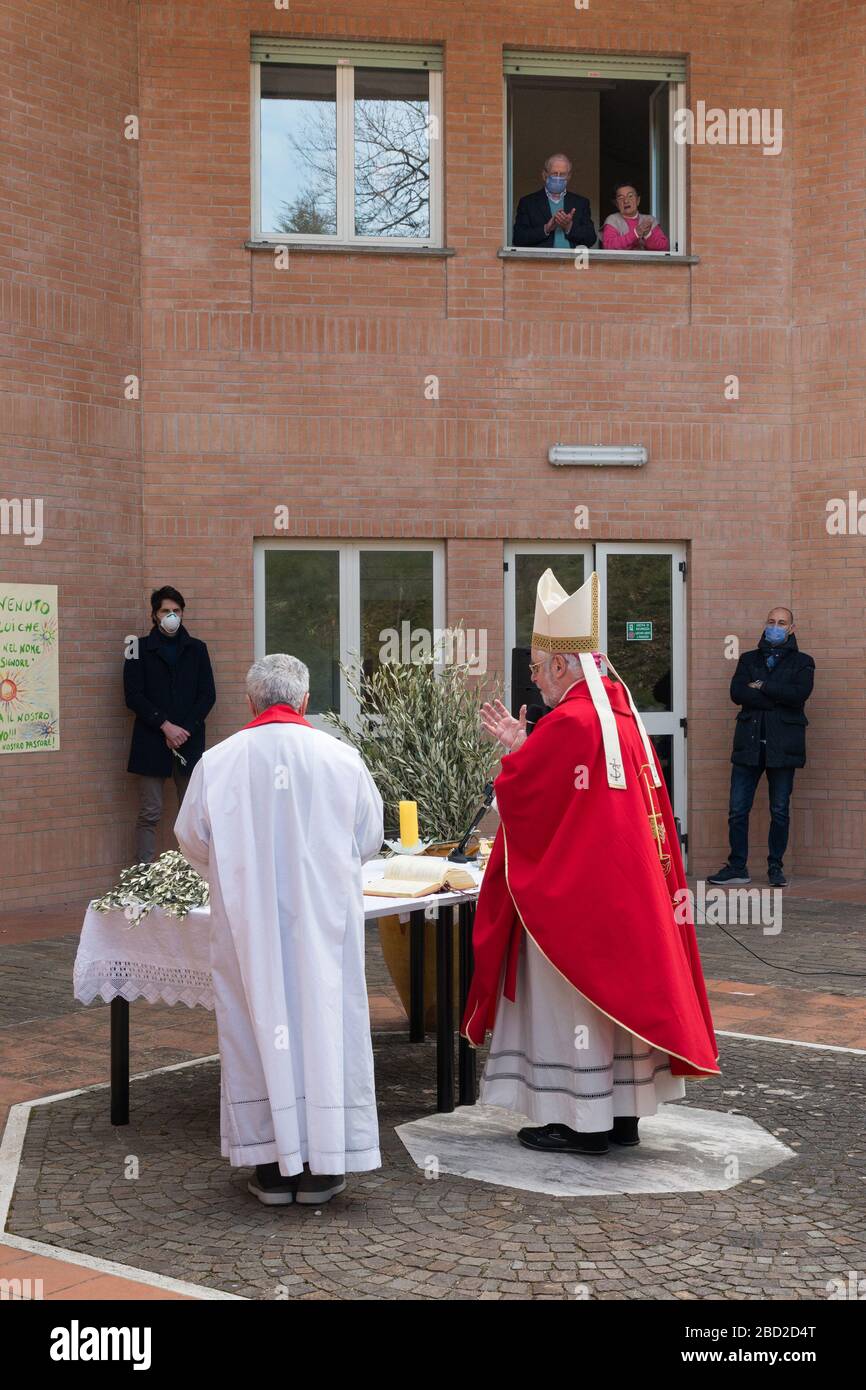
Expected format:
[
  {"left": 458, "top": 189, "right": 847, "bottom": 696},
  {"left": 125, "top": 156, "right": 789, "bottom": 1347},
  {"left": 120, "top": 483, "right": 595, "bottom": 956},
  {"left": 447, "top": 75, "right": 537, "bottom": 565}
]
[
  {"left": 709, "top": 608, "right": 814, "bottom": 889},
  {"left": 512, "top": 152, "right": 596, "bottom": 250},
  {"left": 124, "top": 586, "right": 216, "bottom": 863}
]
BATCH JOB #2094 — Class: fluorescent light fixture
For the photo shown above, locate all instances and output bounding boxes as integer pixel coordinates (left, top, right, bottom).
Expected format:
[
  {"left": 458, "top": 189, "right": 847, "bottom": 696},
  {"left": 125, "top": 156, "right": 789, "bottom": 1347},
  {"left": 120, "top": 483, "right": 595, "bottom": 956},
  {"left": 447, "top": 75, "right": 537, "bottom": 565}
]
[{"left": 548, "top": 444, "right": 647, "bottom": 467}]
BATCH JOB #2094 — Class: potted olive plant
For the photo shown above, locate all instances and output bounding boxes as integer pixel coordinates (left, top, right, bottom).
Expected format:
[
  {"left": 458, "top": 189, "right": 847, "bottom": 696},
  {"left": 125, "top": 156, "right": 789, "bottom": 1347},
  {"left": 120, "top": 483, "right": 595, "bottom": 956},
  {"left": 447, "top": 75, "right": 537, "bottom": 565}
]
[{"left": 325, "top": 648, "right": 500, "bottom": 1024}]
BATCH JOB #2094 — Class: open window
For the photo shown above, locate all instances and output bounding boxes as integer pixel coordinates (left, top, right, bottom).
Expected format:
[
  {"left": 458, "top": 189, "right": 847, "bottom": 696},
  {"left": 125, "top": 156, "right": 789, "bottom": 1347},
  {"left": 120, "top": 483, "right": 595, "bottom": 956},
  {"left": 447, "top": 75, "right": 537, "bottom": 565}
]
[
  {"left": 504, "top": 51, "right": 687, "bottom": 252},
  {"left": 251, "top": 38, "right": 443, "bottom": 247}
]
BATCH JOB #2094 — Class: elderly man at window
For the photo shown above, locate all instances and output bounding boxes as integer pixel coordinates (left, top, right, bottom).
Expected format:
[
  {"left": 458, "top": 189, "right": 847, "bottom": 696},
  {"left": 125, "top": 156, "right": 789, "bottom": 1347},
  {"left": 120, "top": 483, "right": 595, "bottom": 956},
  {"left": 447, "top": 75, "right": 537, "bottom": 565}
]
[
  {"left": 601, "top": 183, "right": 670, "bottom": 251},
  {"left": 513, "top": 153, "right": 596, "bottom": 250}
]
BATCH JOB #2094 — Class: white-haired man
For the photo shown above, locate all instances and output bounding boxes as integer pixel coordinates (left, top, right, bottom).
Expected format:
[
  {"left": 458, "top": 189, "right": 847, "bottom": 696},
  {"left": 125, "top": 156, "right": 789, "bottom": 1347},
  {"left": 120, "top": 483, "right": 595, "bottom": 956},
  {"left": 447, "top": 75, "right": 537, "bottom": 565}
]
[
  {"left": 512, "top": 152, "right": 596, "bottom": 250},
  {"left": 463, "top": 571, "right": 717, "bottom": 1156},
  {"left": 175, "top": 654, "right": 384, "bottom": 1206}
]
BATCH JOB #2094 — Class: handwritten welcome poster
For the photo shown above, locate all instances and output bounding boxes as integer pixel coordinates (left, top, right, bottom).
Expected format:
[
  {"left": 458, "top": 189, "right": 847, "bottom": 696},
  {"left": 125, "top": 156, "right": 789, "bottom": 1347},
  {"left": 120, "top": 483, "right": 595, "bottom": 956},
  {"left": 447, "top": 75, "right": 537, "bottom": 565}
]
[{"left": 0, "top": 583, "right": 59, "bottom": 752}]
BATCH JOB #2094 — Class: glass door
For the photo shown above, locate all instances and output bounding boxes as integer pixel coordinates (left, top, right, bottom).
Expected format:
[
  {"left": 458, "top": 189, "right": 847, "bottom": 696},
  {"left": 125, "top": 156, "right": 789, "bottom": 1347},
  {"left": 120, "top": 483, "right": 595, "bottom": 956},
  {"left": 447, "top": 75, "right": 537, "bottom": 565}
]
[
  {"left": 504, "top": 543, "right": 593, "bottom": 714},
  {"left": 596, "top": 543, "right": 686, "bottom": 843},
  {"left": 504, "top": 541, "right": 687, "bottom": 849}
]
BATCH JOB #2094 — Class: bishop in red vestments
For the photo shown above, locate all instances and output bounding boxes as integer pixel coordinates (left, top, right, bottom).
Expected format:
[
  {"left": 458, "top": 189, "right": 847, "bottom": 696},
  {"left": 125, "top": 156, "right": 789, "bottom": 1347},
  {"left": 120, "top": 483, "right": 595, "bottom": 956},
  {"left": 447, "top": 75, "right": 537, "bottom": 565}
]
[{"left": 461, "top": 570, "right": 718, "bottom": 1155}]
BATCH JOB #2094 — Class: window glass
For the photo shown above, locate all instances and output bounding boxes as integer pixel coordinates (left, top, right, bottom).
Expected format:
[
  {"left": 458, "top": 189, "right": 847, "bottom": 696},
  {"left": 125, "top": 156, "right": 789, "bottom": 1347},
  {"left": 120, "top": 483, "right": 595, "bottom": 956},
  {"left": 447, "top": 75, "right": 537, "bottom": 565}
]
[
  {"left": 604, "top": 553, "right": 672, "bottom": 711},
  {"left": 261, "top": 64, "right": 338, "bottom": 237},
  {"left": 354, "top": 68, "right": 430, "bottom": 239},
  {"left": 360, "top": 550, "right": 435, "bottom": 676},
  {"left": 515, "top": 553, "right": 586, "bottom": 649},
  {"left": 264, "top": 550, "right": 340, "bottom": 713}
]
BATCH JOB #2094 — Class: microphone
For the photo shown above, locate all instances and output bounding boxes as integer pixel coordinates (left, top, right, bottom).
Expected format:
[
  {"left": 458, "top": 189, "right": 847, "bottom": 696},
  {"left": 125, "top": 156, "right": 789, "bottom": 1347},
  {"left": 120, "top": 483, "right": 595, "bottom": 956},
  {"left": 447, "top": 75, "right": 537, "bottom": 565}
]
[
  {"left": 447, "top": 781, "right": 495, "bottom": 863},
  {"left": 524, "top": 702, "right": 549, "bottom": 733}
]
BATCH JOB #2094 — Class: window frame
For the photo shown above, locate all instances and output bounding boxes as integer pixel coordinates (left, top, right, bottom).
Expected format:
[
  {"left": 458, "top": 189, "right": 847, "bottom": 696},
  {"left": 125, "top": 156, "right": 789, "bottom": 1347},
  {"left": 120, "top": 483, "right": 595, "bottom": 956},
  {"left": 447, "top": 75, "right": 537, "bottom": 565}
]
[
  {"left": 251, "top": 58, "right": 443, "bottom": 249},
  {"left": 502, "top": 57, "right": 687, "bottom": 255},
  {"left": 254, "top": 538, "right": 446, "bottom": 730}
]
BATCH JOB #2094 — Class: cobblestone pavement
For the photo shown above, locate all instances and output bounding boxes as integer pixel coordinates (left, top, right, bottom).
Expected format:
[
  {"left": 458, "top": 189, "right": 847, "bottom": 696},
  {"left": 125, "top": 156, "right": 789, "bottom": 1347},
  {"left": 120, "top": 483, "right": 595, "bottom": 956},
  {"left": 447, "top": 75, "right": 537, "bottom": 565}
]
[
  {"left": 7, "top": 1031, "right": 864, "bottom": 1301},
  {"left": 2, "top": 892, "right": 864, "bottom": 1300},
  {"left": 693, "top": 898, "right": 866, "bottom": 998}
]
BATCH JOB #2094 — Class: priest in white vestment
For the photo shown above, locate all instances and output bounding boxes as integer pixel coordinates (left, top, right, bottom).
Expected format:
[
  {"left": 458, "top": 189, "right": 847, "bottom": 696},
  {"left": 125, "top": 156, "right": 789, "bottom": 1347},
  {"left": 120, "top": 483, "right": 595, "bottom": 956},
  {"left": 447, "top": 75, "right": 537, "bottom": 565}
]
[{"left": 175, "top": 653, "right": 384, "bottom": 1205}]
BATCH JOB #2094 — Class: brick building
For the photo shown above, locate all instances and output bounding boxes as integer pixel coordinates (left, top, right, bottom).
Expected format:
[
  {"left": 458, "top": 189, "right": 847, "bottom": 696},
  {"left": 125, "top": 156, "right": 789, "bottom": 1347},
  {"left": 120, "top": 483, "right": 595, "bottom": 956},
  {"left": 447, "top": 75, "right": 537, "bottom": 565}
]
[{"left": 2, "top": 0, "right": 864, "bottom": 909}]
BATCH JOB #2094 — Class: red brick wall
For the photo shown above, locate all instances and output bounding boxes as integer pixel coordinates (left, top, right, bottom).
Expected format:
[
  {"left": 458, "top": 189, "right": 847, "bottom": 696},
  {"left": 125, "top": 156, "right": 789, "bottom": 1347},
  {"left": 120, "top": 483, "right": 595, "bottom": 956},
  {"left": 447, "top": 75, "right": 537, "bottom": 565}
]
[
  {"left": 790, "top": 0, "right": 866, "bottom": 873},
  {"left": 0, "top": 0, "right": 143, "bottom": 907},
  {"left": 3, "top": 0, "right": 860, "bottom": 907}
]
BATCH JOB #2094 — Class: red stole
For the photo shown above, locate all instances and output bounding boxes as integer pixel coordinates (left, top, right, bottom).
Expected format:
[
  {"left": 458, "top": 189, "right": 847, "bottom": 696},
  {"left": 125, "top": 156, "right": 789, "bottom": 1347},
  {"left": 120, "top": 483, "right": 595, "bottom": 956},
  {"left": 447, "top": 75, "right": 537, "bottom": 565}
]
[{"left": 243, "top": 703, "right": 313, "bottom": 730}]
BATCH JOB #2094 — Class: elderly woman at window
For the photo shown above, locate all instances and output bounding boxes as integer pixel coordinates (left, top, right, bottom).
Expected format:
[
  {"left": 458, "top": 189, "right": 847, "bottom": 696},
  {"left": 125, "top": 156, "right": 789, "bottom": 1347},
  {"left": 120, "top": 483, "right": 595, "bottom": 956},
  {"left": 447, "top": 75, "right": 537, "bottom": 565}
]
[{"left": 601, "top": 183, "right": 670, "bottom": 252}]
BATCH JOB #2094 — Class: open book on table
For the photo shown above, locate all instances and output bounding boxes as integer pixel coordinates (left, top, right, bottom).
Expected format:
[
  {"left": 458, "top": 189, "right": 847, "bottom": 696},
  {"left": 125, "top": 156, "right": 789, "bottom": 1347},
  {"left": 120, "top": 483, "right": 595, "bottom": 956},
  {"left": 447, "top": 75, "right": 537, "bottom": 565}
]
[{"left": 363, "top": 855, "right": 476, "bottom": 899}]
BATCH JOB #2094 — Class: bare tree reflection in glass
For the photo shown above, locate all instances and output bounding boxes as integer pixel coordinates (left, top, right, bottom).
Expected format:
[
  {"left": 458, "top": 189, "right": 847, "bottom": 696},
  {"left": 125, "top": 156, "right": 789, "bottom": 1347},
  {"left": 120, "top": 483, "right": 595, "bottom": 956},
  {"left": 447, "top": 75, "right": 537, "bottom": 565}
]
[
  {"left": 271, "top": 67, "right": 430, "bottom": 239},
  {"left": 353, "top": 69, "right": 430, "bottom": 238}
]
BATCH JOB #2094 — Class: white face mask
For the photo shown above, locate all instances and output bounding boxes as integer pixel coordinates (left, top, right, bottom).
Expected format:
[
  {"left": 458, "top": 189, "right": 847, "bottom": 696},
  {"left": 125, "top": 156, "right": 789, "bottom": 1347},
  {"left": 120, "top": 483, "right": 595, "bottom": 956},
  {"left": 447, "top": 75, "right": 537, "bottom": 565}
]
[{"left": 159, "top": 612, "right": 181, "bottom": 635}]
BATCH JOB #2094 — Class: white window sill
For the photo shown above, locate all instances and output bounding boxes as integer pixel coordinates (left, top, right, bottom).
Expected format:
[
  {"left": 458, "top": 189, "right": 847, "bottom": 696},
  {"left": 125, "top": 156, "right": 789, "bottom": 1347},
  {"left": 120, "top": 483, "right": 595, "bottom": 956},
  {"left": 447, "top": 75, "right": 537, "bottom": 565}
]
[
  {"left": 498, "top": 247, "right": 699, "bottom": 265},
  {"left": 245, "top": 240, "right": 455, "bottom": 258}
]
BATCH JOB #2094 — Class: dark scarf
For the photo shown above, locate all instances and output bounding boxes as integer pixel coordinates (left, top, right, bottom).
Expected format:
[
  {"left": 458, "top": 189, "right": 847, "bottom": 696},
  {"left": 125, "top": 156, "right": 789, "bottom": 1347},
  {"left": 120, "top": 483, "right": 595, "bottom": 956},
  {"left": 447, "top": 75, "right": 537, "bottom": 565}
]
[{"left": 757, "top": 631, "right": 798, "bottom": 672}]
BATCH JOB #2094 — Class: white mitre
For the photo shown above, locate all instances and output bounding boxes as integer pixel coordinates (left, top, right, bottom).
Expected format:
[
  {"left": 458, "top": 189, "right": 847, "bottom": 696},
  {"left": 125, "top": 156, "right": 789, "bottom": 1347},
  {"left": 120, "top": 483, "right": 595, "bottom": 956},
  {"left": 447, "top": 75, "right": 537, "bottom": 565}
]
[
  {"left": 531, "top": 569, "right": 660, "bottom": 791},
  {"left": 532, "top": 568, "right": 599, "bottom": 653}
]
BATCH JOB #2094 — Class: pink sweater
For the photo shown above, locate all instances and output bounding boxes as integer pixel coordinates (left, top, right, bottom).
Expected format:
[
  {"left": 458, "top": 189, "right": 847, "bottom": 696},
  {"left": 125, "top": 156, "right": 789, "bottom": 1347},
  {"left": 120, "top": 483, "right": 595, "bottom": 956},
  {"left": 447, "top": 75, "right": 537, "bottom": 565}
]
[{"left": 601, "top": 214, "right": 670, "bottom": 252}]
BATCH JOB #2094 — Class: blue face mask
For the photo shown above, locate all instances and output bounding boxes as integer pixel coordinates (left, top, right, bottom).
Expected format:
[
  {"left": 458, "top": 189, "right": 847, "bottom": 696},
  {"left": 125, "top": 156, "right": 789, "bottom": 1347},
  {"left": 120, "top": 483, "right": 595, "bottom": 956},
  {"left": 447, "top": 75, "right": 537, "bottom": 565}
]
[
  {"left": 545, "top": 174, "right": 568, "bottom": 197},
  {"left": 764, "top": 624, "right": 788, "bottom": 644}
]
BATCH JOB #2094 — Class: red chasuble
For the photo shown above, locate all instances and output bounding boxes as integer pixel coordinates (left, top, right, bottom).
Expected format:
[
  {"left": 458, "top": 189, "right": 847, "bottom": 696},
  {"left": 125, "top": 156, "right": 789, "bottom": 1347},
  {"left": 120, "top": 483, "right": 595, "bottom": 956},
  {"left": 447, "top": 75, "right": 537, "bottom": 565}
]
[{"left": 461, "top": 678, "right": 719, "bottom": 1078}]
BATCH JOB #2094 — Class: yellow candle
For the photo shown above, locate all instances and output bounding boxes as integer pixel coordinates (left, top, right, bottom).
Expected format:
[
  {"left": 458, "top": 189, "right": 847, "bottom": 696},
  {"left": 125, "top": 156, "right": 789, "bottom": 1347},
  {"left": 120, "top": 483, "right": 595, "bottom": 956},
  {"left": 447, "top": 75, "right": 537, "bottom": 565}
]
[{"left": 399, "top": 800, "right": 419, "bottom": 848}]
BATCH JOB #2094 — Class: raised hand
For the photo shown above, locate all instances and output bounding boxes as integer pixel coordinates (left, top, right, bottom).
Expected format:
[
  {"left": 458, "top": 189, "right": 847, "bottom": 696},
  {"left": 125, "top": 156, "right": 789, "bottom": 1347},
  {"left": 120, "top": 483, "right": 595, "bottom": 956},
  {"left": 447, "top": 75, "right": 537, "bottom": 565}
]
[{"left": 480, "top": 699, "right": 528, "bottom": 752}]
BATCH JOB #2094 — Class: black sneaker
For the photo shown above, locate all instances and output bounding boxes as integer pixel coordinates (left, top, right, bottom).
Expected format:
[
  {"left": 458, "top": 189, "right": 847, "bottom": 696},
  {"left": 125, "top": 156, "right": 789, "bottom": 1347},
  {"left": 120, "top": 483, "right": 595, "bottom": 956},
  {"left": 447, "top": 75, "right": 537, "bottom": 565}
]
[
  {"left": 608, "top": 1116, "right": 640, "bottom": 1147},
  {"left": 706, "top": 864, "right": 751, "bottom": 885},
  {"left": 768, "top": 866, "right": 788, "bottom": 887},
  {"left": 517, "top": 1123, "right": 609, "bottom": 1155},
  {"left": 247, "top": 1162, "right": 300, "bottom": 1206},
  {"left": 295, "top": 1172, "right": 347, "bottom": 1205}
]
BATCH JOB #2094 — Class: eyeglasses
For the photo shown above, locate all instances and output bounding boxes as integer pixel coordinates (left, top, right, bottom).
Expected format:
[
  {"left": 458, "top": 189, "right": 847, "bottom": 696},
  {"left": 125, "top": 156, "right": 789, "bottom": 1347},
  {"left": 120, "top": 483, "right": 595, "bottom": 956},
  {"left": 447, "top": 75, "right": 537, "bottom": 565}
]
[{"left": 528, "top": 659, "right": 547, "bottom": 677}]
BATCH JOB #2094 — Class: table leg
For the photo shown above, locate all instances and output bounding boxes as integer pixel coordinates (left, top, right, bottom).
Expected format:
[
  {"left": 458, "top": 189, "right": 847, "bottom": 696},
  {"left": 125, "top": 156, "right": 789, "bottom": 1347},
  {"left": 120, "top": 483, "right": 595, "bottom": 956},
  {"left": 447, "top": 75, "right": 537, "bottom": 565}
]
[
  {"left": 409, "top": 908, "right": 425, "bottom": 1042},
  {"left": 436, "top": 904, "right": 455, "bottom": 1113},
  {"left": 110, "top": 997, "right": 130, "bottom": 1126},
  {"left": 458, "top": 900, "right": 477, "bottom": 1106}
]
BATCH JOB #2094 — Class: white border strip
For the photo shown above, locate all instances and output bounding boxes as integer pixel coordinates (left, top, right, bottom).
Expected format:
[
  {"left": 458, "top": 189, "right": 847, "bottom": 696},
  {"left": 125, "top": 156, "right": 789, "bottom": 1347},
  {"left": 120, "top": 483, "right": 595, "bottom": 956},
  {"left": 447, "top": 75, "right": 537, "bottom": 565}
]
[
  {"left": 718, "top": 1029, "right": 866, "bottom": 1056},
  {"left": 0, "top": 1053, "right": 245, "bottom": 1301}
]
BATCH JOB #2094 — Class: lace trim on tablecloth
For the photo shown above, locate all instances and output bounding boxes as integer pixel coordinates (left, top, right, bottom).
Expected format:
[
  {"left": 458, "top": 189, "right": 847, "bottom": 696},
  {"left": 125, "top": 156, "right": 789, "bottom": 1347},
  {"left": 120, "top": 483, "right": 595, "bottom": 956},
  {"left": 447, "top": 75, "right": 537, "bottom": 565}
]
[{"left": 73, "top": 959, "right": 214, "bottom": 1010}]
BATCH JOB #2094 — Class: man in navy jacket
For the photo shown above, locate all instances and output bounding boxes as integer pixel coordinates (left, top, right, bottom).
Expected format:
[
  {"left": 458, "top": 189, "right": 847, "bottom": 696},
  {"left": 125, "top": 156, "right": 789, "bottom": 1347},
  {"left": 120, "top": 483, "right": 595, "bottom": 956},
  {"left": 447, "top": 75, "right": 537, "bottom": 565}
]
[
  {"left": 512, "top": 152, "right": 596, "bottom": 250},
  {"left": 709, "top": 608, "right": 814, "bottom": 889},
  {"left": 124, "top": 586, "right": 216, "bottom": 863}
]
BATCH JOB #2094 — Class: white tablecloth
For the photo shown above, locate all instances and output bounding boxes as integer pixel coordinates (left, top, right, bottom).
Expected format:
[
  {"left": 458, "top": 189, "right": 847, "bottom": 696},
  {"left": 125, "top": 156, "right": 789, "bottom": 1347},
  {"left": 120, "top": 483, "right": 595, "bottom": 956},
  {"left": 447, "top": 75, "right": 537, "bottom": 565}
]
[
  {"left": 74, "top": 904, "right": 214, "bottom": 1009},
  {"left": 73, "top": 858, "right": 482, "bottom": 1011}
]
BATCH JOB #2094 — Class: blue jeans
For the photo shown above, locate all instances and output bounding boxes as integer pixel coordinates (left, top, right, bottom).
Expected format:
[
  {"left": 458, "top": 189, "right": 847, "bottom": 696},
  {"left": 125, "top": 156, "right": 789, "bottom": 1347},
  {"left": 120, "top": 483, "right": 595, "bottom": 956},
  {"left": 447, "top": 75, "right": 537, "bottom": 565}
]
[{"left": 727, "top": 751, "right": 795, "bottom": 873}]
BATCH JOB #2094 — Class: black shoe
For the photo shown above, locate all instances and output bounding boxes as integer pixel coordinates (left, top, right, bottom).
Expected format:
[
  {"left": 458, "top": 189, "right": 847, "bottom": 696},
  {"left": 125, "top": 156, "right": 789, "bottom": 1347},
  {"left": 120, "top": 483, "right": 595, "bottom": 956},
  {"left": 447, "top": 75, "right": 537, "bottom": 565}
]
[
  {"left": 768, "top": 866, "right": 788, "bottom": 887},
  {"left": 295, "top": 1172, "right": 347, "bottom": 1205},
  {"left": 517, "top": 1123, "right": 609, "bottom": 1155},
  {"left": 608, "top": 1116, "right": 640, "bottom": 1147},
  {"left": 247, "top": 1162, "right": 300, "bottom": 1206},
  {"left": 706, "top": 864, "right": 751, "bottom": 885}
]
